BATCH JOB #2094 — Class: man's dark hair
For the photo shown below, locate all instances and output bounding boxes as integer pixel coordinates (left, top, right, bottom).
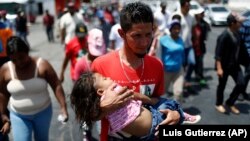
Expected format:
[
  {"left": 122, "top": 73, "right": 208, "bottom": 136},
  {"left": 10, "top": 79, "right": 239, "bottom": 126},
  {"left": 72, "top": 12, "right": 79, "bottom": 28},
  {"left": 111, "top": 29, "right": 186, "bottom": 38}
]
[
  {"left": 6, "top": 36, "right": 30, "bottom": 56},
  {"left": 119, "top": 2, "right": 153, "bottom": 32},
  {"left": 180, "top": 0, "right": 190, "bottom": 7},
  {"left": 227, "top": 14, "right": 237, "bottom": 26},
  {"left": 172, "top": 14, "right": 182, "bottom": 22}
]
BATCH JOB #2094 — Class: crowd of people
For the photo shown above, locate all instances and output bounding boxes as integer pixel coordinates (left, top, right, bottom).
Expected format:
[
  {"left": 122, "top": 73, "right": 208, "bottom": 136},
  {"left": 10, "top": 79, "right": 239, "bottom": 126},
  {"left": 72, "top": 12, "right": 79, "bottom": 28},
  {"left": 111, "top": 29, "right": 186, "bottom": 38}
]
[{"left": 0, "top": 0, "right": 250, "bottom": 141}]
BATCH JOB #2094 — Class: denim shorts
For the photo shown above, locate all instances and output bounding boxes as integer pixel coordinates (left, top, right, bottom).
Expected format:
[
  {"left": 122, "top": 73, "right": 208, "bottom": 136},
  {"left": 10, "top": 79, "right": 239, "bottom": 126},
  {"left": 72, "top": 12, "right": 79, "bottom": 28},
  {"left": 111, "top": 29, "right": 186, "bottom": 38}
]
[
  {"left": 151, "top": 97, "right": 185, "bottom": 124},
  {"left": 139, "top": 106, "right": 165, "bottom": 141}
]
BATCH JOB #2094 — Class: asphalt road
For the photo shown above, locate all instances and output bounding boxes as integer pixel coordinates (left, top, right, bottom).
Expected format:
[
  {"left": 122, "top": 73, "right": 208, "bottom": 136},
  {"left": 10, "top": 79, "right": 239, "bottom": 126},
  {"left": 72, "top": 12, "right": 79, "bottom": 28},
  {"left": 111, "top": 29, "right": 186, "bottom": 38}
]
[
  {"left": 180, "top": 25, "right": 250, "bottom": 124},
  {"left": 8, "top": 17, "right": 250, "bottom": 141}
]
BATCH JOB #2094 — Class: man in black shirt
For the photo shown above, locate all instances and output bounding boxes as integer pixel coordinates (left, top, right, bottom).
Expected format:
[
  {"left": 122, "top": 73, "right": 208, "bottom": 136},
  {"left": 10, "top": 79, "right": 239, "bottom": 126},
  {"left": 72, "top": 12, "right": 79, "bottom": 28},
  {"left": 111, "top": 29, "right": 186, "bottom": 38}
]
[{"left": 214, "top": 13, "right": 246, "bottom": 114}]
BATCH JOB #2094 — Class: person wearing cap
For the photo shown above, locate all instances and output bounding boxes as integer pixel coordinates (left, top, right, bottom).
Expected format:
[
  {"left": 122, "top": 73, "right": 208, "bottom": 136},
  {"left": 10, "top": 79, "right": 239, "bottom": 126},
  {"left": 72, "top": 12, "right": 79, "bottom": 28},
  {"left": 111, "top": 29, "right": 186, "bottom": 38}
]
[
  {"left": 60, "top": 23, "right": 88, "bottom": 82},
  {"left": 192, "top": 7, "right": 210, "bottom": 85},
  {"left": 60, "top": 2, "right": 85, "bottom": 45},
  {"left": 215, "top": 12, "right": 247, "bottom": 114},
  {"left": 170, "top": 0, "right": 196, "bottom": 87},
  {"left": 160, "top": 19, "right": 185, "bottom": 104},
  {"left": 160, "top": 19, "right": 201, "bottom": 125},
  {"left": 73, "top": 28, "right": 106, "bottom": 141}
]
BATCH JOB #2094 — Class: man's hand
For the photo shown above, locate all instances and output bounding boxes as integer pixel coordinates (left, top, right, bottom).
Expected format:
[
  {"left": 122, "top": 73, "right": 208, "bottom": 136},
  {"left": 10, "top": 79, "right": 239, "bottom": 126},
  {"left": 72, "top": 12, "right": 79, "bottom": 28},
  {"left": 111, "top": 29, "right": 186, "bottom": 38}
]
[
  {"left": 100, "top": 83, "right": 134, "bottom": 115},
  {"left": 154, "top": 109, "right": 180, "bottom": 136},
  {"left": 217, "top": 68, "right": 223, "bottom": 78}
]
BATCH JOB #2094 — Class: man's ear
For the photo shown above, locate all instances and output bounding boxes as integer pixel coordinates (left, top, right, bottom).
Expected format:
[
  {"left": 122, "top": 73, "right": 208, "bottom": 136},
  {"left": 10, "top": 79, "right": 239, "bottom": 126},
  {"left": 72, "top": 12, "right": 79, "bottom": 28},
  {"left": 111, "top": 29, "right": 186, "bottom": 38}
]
[
  {"left": 97, "top": 89, "right": 105, "bottom": 97},
  {"left": 118, "top": 29, "right": 125, "bottom": 39}
]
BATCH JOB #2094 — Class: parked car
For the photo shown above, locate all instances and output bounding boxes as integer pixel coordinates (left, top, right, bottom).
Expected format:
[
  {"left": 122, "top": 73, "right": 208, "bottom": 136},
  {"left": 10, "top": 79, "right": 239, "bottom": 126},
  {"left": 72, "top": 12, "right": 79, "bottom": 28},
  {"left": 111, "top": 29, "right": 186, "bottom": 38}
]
[
  {"left": 189, "top": 0, "right": 203, "bottom": 16},
  {"left": 241, "top": 8, "right": 250, "bottom": 18},
  {"left": 204, "top": 4, "right": 231, "bottom": 26}
]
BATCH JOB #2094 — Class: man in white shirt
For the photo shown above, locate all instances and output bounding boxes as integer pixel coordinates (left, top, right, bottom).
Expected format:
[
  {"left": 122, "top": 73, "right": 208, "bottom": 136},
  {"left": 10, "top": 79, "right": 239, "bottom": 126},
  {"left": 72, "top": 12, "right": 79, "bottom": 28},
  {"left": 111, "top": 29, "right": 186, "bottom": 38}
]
[
  {"left": 170, "top": 0, "right": 196, "bottom": 84},
  {"left": 109, "top": 23, "right": 124, "bottom": 50},
  {"left": 154, "top": 2, "right": 170, "bottom": 34},
  {"left": 150, "top": 2, "right": 170, "bottom": 58},
  {"left": 60, "top": 2, "right": 84, "bottom": 45}
]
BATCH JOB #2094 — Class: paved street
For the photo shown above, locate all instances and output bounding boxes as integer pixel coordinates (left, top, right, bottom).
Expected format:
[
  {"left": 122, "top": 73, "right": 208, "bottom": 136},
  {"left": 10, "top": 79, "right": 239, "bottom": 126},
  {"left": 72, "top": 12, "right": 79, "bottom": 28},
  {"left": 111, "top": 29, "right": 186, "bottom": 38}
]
[
  {"left": 9, "top": 16, "right": 250, "bottom": 141},
  {"left": 180, "top": 25, "right": 250, "bottom": 125}
]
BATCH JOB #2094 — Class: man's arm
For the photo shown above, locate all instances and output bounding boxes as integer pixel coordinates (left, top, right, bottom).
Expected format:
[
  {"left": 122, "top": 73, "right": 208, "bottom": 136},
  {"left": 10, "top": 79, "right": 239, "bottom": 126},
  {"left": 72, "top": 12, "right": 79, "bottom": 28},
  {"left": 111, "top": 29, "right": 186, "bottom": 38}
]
[
  {"left": 133, "top": 92, "right": 159, "bottom": 105},
  {"left": 216, "top": 60, "right": 223, "bottom": 78},
  {"left": 133, "top": 91, "right": 183, "bottom": 125},
  {"left": 60, "top": 28, "right": 66, "bottom": 44}
]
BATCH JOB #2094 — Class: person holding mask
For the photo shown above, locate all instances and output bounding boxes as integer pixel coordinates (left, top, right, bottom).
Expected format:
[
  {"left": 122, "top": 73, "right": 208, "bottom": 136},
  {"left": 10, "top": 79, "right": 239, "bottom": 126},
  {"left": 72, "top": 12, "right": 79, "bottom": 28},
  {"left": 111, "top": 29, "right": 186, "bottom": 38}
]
[
  {"left": 0, "top": 36, "right": 68, "bottom": 141},
  {"left": 91, "top": 2, "right": 181, "bottom": 141},
  {"left": 73, "top": 28, "right": 106, "bottom": 141}
]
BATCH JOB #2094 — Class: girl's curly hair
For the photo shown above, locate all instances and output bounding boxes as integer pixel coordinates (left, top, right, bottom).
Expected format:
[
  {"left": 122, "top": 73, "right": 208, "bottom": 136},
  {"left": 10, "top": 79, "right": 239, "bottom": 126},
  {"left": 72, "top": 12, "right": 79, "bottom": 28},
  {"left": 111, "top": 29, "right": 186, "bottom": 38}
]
[{"left": 70, "top": 72, "right": 101, "bottom": 127}]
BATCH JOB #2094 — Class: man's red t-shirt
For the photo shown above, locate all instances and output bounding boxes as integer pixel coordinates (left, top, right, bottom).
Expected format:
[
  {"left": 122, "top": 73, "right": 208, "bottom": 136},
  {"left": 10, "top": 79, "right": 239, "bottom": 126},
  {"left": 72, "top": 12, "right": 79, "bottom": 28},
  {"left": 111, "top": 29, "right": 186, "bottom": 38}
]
[
  {"left": 65, "top": 36, "right": 87, "bottom": 80},
  {"left": 91, "top": 51, "right": 164, "bottom": 141}
]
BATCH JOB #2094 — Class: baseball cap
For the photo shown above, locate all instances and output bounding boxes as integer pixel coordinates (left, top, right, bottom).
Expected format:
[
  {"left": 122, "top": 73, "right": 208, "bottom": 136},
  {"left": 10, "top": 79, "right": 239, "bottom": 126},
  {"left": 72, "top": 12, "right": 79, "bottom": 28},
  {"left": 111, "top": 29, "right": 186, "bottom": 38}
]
[
  {"left": 87, "top": 28, "right": 106, "bottom": 56},
  {"left": 168, "top": 19, "right": 181, "bottom": 30},
  {"left": 227, "top": 12, "right": 246, "bottom": 25},
  {"left": 193, "top": 7, "right": 204, "bottom": 15},
  {"left": 75, "top": 23, "right": 88, "bottom": 38}
]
